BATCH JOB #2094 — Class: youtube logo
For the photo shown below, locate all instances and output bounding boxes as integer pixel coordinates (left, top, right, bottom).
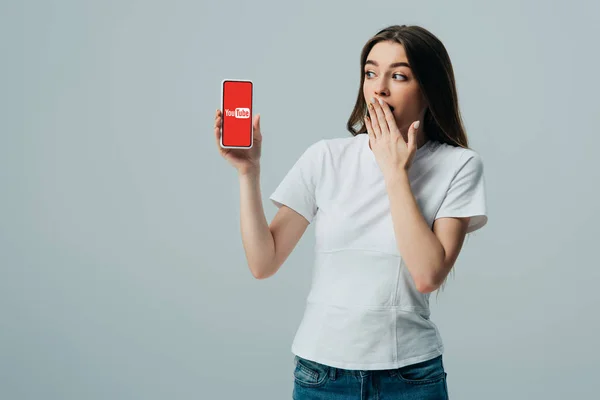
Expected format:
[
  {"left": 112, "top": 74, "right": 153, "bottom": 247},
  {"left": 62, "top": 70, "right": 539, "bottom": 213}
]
[{"left": 225, "top": 108, "right": 250, "bottom": 119}]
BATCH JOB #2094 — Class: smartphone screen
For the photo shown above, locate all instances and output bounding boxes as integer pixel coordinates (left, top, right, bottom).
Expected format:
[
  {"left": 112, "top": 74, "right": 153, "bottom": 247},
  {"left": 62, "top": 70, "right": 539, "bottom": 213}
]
[{"left": 221, "top": 80, "right": 253, "bottom": 148}]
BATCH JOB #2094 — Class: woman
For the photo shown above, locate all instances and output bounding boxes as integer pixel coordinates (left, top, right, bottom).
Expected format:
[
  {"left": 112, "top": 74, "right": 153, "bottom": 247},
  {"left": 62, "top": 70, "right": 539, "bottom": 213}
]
[{"left": 214, "top": 24, "right": 487, "bottom": 400}]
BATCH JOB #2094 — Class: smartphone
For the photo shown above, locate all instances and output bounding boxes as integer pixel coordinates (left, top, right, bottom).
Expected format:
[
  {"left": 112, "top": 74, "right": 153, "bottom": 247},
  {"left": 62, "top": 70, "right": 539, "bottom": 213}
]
[{"left": 220, "top": 79, "right": 253, "bottom": 149}]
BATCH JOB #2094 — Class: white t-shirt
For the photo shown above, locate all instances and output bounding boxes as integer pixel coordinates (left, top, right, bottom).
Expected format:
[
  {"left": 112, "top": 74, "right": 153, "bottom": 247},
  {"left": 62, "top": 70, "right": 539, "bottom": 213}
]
[{"left": 269, "top": 133, "right": 488, "bottom": 370}]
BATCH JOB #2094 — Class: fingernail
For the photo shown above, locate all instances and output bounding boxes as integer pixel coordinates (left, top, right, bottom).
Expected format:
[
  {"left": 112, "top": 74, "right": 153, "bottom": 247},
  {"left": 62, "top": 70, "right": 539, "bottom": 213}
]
[
  {"left": 414, "top": 121, "right": 420, "bottom": 129},
  {"left": 378, "top": 98, "right": 384, "bottom": 106},
  {"left": 371, "top": 97, "right": 376, "bottom": 104}
]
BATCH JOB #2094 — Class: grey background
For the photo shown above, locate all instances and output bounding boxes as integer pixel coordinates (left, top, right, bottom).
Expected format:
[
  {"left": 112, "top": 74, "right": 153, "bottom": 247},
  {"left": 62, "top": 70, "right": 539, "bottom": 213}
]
[{"left": 1, "top": 0, "right": 599, "bottom": 398}]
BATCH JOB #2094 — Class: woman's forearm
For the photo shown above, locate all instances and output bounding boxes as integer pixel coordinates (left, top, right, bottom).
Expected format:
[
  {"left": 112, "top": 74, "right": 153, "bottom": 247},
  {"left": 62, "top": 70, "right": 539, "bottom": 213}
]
[
  {"left": 238, "top": 167, "right": 276, "bottom": 279},
  {"left": 384, "top": 171, "right": 446, "bottom": 293}
]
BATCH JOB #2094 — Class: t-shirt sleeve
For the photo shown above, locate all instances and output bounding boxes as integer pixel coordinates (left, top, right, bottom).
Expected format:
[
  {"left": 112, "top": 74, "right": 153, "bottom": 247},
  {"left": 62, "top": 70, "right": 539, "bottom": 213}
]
[
  {"left": 435, "top": 150, "right": 488, "bottom": 233},
  {"left": 269, "top": 140, "right": 324, "bottom": 224}
]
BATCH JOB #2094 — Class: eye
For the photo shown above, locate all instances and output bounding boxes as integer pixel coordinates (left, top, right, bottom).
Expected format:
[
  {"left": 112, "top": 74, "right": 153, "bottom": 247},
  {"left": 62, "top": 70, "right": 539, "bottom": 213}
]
[{"left": 364, "top": 71, "right": 407, "bottom": 80}]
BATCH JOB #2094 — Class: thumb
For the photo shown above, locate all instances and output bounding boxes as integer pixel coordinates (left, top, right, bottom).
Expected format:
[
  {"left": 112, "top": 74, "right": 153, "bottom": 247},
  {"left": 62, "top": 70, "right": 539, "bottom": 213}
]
[
  {"left": 408, "top": 120, "right": 419, "bottom": 149},
  {"left": 253, "top": 113, "right": 262, "bottom": 138}
]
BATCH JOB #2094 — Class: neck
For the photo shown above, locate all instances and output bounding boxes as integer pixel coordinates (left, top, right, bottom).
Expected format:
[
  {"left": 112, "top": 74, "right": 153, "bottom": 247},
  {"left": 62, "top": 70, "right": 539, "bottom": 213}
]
[
  {"left": 399, "top": 130, "right": 427, "bottom": 148},
  {"left": 417, "top": 131, "right": 428, "bottom": 148}
]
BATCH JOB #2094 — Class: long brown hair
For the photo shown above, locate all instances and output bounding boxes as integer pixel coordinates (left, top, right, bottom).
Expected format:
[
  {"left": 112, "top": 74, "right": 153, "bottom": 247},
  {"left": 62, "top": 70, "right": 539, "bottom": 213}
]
[{"left": 347, "top": 25, "right": 469, "bottom": 149}]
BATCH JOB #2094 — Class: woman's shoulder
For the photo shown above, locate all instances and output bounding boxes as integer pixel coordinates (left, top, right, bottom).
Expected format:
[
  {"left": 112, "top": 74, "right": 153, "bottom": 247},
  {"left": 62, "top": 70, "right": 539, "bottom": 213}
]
[
  {"left": 321, "top": 134, "right": 366, "bottom": 154},
  {"left": 298, "top": 134, "right": 363, "bottom": 161},
  {"left": 319, "top": 134, "right": 361, "bottom": 148},
  {"left": 430, "top": 141, "right": 484, "bottom": 166}
]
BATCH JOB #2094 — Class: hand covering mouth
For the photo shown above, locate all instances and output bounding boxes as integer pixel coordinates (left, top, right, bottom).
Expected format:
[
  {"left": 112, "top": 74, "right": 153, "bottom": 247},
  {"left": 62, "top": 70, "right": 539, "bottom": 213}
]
[
  {"left": 371, "top": 98, "right": 394, "bottom": 112},
  {"left": 381, "top": 100, "right": 394, "bottom": 112}
]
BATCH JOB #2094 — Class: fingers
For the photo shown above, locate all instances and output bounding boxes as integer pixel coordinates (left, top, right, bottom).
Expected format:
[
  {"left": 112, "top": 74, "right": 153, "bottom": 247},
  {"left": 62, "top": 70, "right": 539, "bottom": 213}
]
[
  {"left": 364, "top": 113, "right": 374, "bottom": 141},
  {"left": 376, "top": 97, "right": 396, "bottom": 133},
  {"left": 215, "top": 109, "right": 221, "bottom": 129},
  {"left": 372, "top": 97, "right": 387, "bottom": 134},
  {"left": 368, "top": 97, "right": 390, "bottom": 136},
  {"left": 367, "top": 99, "right": 382, "bottom": 137},
  {"left": 214, "top": 109, "right": 222, "bottom": 147},
  {"left": 252, "top": 113, "right": 261, "bottom": 139},
  {"left": 407, "top": 120, "right": 420, "bottom": 150}
]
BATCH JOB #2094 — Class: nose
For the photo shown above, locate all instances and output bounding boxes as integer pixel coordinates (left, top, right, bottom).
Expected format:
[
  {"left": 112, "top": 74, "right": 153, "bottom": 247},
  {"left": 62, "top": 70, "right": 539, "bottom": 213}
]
[{"left": 374, "top": 83, "right": 389, "bottom": 97}]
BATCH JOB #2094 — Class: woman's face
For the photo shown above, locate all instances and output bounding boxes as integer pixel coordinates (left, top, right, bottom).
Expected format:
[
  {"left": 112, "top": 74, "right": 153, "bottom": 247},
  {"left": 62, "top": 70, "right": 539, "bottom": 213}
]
[{"left": 362, "top": 40, "right": 427, "bottom": 133}]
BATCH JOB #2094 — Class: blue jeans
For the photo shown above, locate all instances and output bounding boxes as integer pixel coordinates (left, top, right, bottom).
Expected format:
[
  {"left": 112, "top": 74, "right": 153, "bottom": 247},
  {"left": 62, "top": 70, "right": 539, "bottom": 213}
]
[{"left": 292, "top": 354, "right": 449, "bottom": 400}]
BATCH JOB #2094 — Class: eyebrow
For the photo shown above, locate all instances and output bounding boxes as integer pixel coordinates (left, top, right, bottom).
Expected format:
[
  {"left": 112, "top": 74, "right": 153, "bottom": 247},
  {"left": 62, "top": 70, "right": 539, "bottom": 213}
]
[{"left": 365, "top": 60, "right": 411, "bottom": 69}]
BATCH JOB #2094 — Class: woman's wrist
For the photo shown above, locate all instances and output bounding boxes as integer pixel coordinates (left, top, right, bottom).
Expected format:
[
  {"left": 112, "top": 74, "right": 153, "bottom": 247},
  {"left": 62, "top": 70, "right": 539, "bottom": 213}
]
[{"left": 239, "top": 165, "right": 261, "bottom": 178}]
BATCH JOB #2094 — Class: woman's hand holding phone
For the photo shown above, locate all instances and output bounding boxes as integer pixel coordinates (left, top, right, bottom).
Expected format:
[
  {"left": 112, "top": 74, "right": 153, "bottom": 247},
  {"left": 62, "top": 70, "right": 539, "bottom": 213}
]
[{"left": 214, "top": 109, "right": 262, "bottom": 175}]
